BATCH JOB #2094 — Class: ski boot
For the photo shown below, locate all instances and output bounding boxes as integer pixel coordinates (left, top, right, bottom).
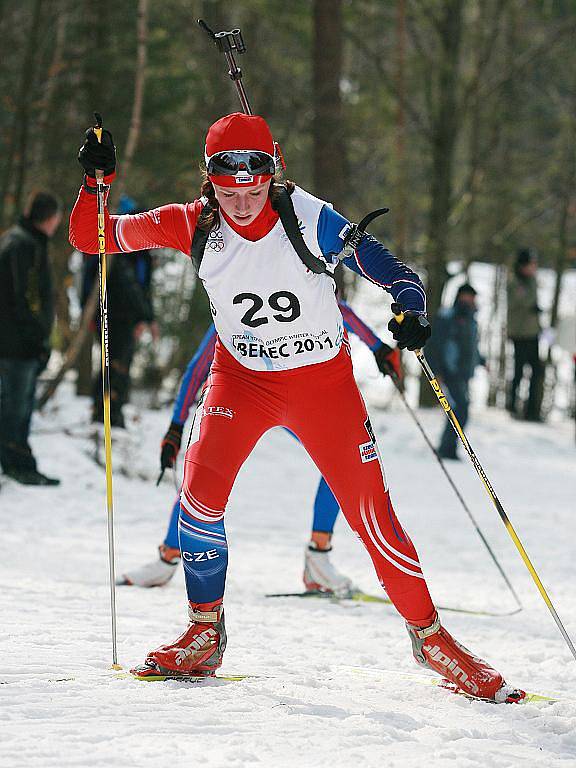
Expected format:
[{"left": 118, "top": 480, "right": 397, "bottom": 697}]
[
  {"left": 131, "top": 599, "right": 226, "bottom": 679},
  {"left": 117, "top": 545, "right": 180, "bottom": 587},
  {"left": 406, "top": 613, "right": 526, "bottom": 703},
  {"left": 303, "top": 542, "right": 358, "bottom": 598}
]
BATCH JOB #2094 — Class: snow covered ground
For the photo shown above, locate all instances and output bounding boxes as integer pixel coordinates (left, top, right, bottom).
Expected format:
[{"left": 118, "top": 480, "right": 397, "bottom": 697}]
[{"left": 1, "top": 367, "right": 575, "bottom": 768}]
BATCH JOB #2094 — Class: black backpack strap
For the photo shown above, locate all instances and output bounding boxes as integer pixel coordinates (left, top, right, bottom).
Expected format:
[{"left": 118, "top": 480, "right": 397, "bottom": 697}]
[
  {"left": 273, "top": 186, "right": 332, "bottom": 276},
  {"left": 190, "top": 203, "right": 213, "bottom": 272}
]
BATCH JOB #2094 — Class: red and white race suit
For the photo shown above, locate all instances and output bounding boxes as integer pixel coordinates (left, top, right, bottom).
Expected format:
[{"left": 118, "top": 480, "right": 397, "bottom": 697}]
[{"left": 70, "top": 178, "right": 436, "bottom": 626}]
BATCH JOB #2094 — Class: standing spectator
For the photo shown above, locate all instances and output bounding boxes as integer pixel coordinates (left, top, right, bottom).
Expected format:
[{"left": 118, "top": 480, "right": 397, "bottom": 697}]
[
  {"left": 507, "top": 248, "right": 543, "bottom": 422},
  {"left": 0, "top": 192, "right": 62, "bottom": 485},
  {"left": 426, "top": 284, "right": 484, "bottom": 460},
  {"left": 81, "top": 196, "right": 158, "bottom": 428}
]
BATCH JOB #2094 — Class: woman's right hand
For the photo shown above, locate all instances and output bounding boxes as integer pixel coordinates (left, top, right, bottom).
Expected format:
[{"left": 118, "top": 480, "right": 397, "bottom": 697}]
[{"left": 78, "top": 125, "right": 116, "bottom": 177}]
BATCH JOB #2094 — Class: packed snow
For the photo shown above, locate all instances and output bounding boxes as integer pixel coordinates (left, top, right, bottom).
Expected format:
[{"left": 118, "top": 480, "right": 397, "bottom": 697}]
[
  {"left": 1, "top": 266, "right": 575, "bottom": 768},
  {"left": 1, "top": 389, "right": 575, "bottom": 765}
]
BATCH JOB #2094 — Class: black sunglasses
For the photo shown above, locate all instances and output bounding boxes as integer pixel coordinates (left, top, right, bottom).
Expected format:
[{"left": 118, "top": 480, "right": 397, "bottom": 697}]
[{"left": 206, "top": 150, "right": 275, "bottom": 176}]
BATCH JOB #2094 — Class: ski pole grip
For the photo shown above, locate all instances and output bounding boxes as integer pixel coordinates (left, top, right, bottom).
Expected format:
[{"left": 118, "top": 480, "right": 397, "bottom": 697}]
[
  {"left": 93, "top": 111, "right": 103, "bottom": 143},
  {"left": 93, "top": 111, "right": 104, "bottom": 181},
  {"left": 391, "top": 302, "right": 405, "bottom": 323}
]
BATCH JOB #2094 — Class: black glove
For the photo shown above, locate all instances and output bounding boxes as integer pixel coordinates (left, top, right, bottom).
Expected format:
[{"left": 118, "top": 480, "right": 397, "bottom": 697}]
[
  {"left": 388, "top": 309, "right": 431, "bottom": 351},
  {"left": 373, "top": 344, "right": 402, "bottom": 380},
  {"left": 160, "top": 421, "right": 184, "bottom": 471},
  {"left": 78, "top": 126, "right": 116, "bottom": 177}
]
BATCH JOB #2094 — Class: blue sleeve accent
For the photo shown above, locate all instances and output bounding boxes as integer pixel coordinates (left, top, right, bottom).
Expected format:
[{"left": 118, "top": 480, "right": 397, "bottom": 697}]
[
  {"left": 171, "top": 324, "right": 217, "bottom": 425},
  {"left": 338, "top": 300, "right": 382, "bottom": 351},
  {"left": 316, "top": 204, "right": 354, "bottom": 260},
  {"left": 316, "top": 205, "right": 427, "bottom": 314}
]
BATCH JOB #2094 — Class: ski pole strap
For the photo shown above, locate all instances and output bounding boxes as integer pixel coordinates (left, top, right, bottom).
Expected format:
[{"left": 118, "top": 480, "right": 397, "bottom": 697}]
[
  {"left": 190, "top": 210, "right": 212, "bottom": 272},
  {"left": 273, "top": 187, "right": 335, "bottom": 276}
]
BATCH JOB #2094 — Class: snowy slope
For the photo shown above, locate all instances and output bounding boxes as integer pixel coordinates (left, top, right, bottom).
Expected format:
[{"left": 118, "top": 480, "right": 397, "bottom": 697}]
[{"left": 1, "top": 376, "right": 575, "bottom": 768}]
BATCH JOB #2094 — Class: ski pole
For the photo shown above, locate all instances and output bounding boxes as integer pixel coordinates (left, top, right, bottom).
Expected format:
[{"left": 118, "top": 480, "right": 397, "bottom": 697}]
[
  {"left": 392, "top": 303, "right": 576, "bottom": 661},
  {"left": 198, "top": 20, "right": 252, "bottom": 115},
  {"left": 93, "top": 112, "right": 120, "bottom": 669},
  {"left": 387, "top": 370, "right": 522, "bottom": 612}
]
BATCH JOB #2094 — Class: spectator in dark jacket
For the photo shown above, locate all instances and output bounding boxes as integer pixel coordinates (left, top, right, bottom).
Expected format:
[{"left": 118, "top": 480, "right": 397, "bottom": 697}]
[
  {"left": 82, "top": 197, "right": 157, "bottom": 427},
  {"left": 426, "top": 284, "right": 484, "bottom": 460},
  {"left": 0, "top": 191, "right": 62, "bottom": 485},
  {"left": 507, "top": 248, "right": 543, "bottom": 421}
]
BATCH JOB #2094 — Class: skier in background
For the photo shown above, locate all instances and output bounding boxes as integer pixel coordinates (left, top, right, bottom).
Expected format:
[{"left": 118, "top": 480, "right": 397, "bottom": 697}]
[
  {"left": 118, "top": 303, "right": 402, "bottom": 595},
  {"left": 70, "top": 112, "right": 524, "bottom": 702},
  {"left": 80, "top": 194, "right": 158, "bottom": 428}
]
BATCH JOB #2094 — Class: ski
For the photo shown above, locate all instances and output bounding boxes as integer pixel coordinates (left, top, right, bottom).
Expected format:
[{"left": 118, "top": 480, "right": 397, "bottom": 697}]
[
  {"left": 0, "top": 671, "right": 250, "bottom": 685},
  {"left": 1, "top": 665, "right": 562, "bottom": 704},
  {"left": 129, "top": 667, "right": 250, "bottom": 683},
  {"left": 337, "top": 665, "right": 560, "bottom": 705},
  {"left": 265, "top": 590, "right": 521, "bottom": 617}
]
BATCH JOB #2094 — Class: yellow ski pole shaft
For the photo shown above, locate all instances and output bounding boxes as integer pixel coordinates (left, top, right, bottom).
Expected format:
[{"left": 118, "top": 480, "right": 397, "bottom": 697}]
[
  {"left": 388, "top": 373, "right": 522, "bottom": 611},
  {"left": 391, "top": 303, "right": 576, "bottom": 661},
  {"left": 94, "top": 112, "right": 120, "bottom": 669}
]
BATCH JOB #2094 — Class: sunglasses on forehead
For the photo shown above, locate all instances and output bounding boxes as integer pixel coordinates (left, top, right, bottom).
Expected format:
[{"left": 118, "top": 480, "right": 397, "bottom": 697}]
[{"left": 205, "top": 149, "right": 276, "bottom": 177}]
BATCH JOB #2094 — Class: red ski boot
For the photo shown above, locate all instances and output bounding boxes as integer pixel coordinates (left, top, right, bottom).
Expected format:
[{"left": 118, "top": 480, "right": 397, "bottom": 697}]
[
  {"left": 131, "top": 600, "right": 226, "bottom": 679},
  {"left": 406, "top": 614, "right": 526, "bottom": 703}
]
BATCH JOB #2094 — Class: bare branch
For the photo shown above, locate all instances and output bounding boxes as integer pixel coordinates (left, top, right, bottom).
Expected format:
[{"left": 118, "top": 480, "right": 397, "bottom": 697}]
[
  {"left": 461, "top": 0, "right": 508, "bottom": 113},
  {"left": 346, "top": 27, "right": 432, "bottom": 140},
  {"left": 479, "top": 16, "right": 576, "bottom": 101}
]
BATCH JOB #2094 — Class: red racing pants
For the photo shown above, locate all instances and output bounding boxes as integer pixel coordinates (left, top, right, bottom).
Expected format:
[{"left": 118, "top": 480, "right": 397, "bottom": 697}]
[{"left": 180, "top": 341, "right": 436, "bottom": 626}]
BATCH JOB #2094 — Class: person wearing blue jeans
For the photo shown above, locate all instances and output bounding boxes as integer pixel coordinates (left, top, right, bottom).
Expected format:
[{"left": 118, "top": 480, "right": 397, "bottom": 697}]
[
  {"left": 0, "top": 359, "right": 40, "bottom": 474},
  {"left": 119, "top": 300, "right": 401, "bottom": 591},
  {"left": 0, "top": 192, "right": 62, "bottom": 485}
]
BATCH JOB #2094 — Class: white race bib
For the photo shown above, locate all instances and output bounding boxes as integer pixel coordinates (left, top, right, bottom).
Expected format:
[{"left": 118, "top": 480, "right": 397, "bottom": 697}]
[{"left": 198, "top": 186, "right": 343, "bottom": 372}]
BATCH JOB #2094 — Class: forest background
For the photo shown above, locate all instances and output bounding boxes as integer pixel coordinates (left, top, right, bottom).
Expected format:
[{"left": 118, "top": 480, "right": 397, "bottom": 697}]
[{"left": 1, "top": 0, "right": 575, "bottom": 408}]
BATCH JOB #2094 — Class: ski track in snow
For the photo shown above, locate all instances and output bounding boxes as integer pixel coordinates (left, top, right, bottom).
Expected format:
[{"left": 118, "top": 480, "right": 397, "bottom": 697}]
[{"left": 1, "top": 378, "right": 575, "bottom": 768}]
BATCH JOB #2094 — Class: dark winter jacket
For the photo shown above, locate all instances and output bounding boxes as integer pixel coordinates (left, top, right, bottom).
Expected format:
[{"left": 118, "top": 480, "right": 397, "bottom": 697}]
[
  {"left": 0, "top": 217, "right": 55, "bottom": 359},
  {"left": 426, "top": 303, "right": 483, "bottom": 383},
  {"left": 81, "top": 250, "right": 154, "bottom": 326},
  {"left": 507, "top": 273, "right": 541, "bottom": 340}
]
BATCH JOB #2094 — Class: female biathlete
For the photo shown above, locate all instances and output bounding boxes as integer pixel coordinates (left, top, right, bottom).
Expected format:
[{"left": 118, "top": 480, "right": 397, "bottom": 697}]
[
  {"left": 70, "top": 112, "right": 524, "bottom": 702},
  {"left": 118, "top": 304, "right": 402, "bottom": 595}
]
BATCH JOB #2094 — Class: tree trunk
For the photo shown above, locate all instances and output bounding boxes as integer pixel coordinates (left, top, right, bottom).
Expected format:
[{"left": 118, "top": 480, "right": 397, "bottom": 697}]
[
  {"left": 312, "top": 0, "right": 346, "bottom": 295},
  {"left": 0, "top": 0, "right": 44, "bottom": 225},
  {"left": 394, "top": 0, "right": 408, "bottom": 262},
  {"left": 33, "top": 4, "right": 68, "bottom": 174},
  {"left": 425, "top": 0, "right": 465, "bottom": 318},
  {"left": 549, "top": 87, "right": 576, "bottom": 334},
  {"left": 420, "top": 0, "right": 464, "bottom": 406},
  {"left": 113, "top": 0, "right": 149, "bottom": 201}
]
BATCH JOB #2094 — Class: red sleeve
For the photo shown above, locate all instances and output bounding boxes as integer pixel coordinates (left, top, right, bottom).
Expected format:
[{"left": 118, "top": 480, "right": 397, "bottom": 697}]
[{"left": 69, "top": 175, "right": 204, "bottom": 256}]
